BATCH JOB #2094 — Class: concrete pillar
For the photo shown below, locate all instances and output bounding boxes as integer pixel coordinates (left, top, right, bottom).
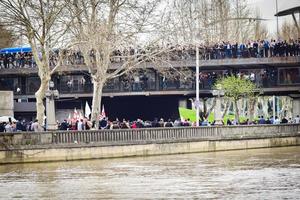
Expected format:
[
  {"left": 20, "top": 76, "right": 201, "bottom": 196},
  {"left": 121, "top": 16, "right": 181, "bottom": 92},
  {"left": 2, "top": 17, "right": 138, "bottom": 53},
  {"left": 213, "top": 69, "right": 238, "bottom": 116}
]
[
  {"left": 46, "top": 94, "right": 57, "bottom": 130},
  {"left": 214, "top": 96, "right": 223, "bottom": 125},
  {"left": 292, "top": 98, "right": 300, "bottom": 117},
  {"left": 0, "top": 91, "right": 14, "bottom": 116},
  {"left": 45, "top": 81, "right": 59, "bottom": 130}
]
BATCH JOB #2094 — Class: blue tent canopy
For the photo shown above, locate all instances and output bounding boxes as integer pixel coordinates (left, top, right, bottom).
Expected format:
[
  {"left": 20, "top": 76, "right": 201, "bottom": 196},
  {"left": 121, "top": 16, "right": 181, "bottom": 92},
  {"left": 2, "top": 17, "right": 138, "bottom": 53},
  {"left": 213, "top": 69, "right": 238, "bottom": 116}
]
[{"left": 0, "top": 47, "right": 32, "bottom": 54}]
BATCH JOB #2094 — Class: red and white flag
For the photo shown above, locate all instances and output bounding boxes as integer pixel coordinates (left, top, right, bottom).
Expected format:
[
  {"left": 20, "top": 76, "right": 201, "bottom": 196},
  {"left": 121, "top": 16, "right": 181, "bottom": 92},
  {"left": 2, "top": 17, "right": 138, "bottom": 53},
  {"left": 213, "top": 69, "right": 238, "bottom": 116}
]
[
  {"left": 79, "top": 111, "right": 83, "bottom": 120},
  {"left": 101, "top": 105, "right": 106, "bottom": 118},
  {"left": 73, "top": 108, "right": 79, "bottom": 120},
  {"left": 98, "top": 105, "right": 106, "bottom": 120}
]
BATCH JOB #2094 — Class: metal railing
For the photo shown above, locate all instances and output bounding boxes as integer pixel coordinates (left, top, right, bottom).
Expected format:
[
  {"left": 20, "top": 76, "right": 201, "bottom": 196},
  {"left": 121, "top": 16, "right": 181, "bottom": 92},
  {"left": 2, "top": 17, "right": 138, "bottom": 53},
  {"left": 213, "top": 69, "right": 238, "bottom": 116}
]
[
  {"left": 1, "top": 124, "right": 299, "bottom": 147},
  {"left": 51, "top": 124, "right": 300, "bottom": 144},
  {"left": 52, "top": 126, "right": 218, "bottom": 144}
]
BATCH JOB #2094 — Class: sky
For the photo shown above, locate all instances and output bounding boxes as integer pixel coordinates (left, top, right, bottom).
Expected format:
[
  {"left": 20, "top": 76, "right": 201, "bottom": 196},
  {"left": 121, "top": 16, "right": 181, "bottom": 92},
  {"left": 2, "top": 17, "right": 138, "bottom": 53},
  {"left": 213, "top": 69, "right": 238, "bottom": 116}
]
[{"left": 247, "top": 0, "right": 300, "bottom": 36}]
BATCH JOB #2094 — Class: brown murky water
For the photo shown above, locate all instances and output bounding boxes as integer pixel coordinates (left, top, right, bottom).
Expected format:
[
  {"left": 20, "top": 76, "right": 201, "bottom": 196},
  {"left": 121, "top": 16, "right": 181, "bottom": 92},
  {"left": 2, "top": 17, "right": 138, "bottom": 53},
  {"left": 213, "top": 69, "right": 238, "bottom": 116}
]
[{"left": 0, "top": 146, "right": 299, "bottom": 199}]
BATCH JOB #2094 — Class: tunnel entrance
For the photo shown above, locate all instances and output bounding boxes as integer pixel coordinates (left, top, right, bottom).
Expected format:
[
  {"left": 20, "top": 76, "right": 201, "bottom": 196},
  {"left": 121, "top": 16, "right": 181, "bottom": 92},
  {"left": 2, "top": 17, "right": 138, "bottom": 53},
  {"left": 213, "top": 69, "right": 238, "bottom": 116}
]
[{"left": 101, "top": 95, "right": 181, "bottom": 121}]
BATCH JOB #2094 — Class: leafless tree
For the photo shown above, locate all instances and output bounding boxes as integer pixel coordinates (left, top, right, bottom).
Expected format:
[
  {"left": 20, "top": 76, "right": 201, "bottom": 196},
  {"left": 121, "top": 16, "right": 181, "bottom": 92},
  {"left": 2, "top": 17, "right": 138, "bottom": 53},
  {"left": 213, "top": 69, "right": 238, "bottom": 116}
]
[
  {"left": 253, "top": 10, "right": 269, "bottom": 40},
  {"left": 0, "top": 22, "right": 15, "bottom": 48},
  {"left": 0, "top": 0, "right": 70, "bottom": 126},
  {"left": 280, "top": 20, "right": 298, "bottom": 41},
  {"left": 159, "top": 0, "right": 259, "bottom": 45},
  {"left": 68, "top": 0, "right": 166, "bottom": 127}
]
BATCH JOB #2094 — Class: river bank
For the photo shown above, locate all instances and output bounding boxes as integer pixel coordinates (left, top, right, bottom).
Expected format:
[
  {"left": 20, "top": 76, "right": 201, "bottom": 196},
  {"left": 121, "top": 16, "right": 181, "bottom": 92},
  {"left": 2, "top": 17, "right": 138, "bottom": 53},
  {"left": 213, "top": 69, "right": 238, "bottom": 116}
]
[{"left": 1, "top": 124, "right": 300, "bottom": 164}]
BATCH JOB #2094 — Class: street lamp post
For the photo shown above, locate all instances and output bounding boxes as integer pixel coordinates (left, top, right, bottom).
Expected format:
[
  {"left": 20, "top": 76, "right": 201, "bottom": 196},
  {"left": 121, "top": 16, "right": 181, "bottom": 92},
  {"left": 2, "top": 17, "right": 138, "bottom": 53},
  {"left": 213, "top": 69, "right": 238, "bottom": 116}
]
[
  {"left": 45, "top": 81, "right": 59, "bottom": 130},
  {"left": 195, "top": 45, "right": 200, "bottom": 126},
  {"left": 275, "top": 0, "right": 279, "bottom": 39}
]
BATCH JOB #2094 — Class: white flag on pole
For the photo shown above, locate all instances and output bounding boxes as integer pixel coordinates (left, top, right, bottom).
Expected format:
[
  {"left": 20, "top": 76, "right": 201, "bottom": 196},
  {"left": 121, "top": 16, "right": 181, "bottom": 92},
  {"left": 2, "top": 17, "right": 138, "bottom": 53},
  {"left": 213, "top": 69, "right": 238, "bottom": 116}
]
[
  {"left": 101, "top": 105, "right": 106, "bottom": 118},
  {"left": 85, "top": 101, "right": 91, "bottom": 118}
]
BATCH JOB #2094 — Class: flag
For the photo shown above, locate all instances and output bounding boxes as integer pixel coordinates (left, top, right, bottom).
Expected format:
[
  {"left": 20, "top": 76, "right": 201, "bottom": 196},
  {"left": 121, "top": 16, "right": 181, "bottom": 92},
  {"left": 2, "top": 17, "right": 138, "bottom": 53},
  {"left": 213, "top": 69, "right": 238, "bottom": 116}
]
[
  {"left": 85, "top": 101, "right": 91, "bottom": 119},
  {"left": 101, "top": 105, "right": 106, "bottom": 118},
  {"left": 73, "top": 108, "right": 79, "bottom": 120},
  {"left": 79, "top": 111, "right": 83, "bottom": 120},
  {"left": 68, "top": 113, "right": 71, "bottom": 122}
]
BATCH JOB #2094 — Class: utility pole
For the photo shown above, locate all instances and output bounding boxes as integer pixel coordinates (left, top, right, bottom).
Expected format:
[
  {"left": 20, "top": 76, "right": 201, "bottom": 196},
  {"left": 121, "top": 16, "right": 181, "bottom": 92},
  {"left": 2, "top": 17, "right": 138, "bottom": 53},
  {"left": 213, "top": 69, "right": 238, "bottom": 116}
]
[{"left": 195, "top": 45, "right": 200, "bottom": 126}]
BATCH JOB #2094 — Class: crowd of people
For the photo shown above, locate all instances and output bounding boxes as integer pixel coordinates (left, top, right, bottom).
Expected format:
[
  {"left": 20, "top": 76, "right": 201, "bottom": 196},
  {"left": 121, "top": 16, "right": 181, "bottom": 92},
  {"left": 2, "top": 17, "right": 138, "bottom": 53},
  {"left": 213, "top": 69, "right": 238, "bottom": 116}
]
[
  {"left": 0, "top": 119, "right": 41, "bottom": 133},
  {"left": 0, "top": 52, "right": 36, "bottom": 69},
  {"left": 1, "top": 114, "right": 300, "bottom": 133},
  {"left": 195, "top": 39, "right": 300, "bottom": 60},
  {"left": 0, "top": 38, "right": 299, "bottom": 69}
]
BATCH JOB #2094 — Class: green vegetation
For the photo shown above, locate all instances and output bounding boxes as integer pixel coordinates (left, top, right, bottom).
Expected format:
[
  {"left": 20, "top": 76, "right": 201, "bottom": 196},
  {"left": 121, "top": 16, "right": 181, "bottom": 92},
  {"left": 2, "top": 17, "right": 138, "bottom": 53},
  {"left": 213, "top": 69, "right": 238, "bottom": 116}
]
[
  {"left": 178, "top": 107, "right": 253, "bottom": 124},
  {"left": 214, "top": 76, "right": 256, "bottom": 122}
]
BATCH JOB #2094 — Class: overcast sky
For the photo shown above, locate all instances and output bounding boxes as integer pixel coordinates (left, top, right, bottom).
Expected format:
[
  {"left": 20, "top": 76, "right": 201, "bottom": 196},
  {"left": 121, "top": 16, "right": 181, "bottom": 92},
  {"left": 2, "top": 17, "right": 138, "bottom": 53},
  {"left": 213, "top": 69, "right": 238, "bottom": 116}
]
[{"left": 247, "top": 0, "right": 300, "bottom": 36}]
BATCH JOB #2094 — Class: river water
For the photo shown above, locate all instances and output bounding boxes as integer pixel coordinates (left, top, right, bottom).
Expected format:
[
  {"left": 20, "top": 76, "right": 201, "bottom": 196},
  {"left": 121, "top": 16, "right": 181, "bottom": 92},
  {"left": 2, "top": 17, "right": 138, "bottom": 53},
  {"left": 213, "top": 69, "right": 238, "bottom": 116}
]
[{"left": 0, "top": 146, "right": 299, "bottom": 199}]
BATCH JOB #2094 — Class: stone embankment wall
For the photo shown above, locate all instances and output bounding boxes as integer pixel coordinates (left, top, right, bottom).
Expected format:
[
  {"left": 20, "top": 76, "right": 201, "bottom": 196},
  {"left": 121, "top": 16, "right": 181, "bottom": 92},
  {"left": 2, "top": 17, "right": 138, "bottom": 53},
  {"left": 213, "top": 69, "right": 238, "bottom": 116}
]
[{"left": 0, "top": 124, "right": 299, "bottom": 164}]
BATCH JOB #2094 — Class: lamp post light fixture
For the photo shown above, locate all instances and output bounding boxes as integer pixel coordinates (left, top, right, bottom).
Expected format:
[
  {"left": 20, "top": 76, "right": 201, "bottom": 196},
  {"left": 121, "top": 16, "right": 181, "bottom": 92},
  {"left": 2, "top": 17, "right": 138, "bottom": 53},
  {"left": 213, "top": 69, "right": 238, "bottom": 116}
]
[
  {"left": 195, "top": 46, "right": 200, "bottom": 126},
  {"left": 45, "top": 81, "right": 59, "bottom": 130},
  {"left": 212, "top": 89, "right": 225, "bottom": 126}
]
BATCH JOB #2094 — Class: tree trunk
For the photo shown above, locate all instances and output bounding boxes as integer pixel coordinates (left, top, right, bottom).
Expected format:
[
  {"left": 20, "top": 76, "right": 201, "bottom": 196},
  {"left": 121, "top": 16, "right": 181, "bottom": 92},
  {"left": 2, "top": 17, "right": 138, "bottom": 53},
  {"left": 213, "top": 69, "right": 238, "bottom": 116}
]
[
  {"left": 91, "top": 80, "right": 104, "bottom": 129},
  {"left": 206, "top": 98, "right": 216, "bottom": 118},
  {"left": 35, "top": 78, "right": 49, "bottom": 126},
  {"left": 234, "top": 99, "right": 240, "bottom": 124},
  {"left": 249, "top": 97, "right": 257, "bottom": 122},
  {"left": 261, "top": 96, "right": 269, "bottom": 117},
  {"left": 222, "top": 99, "right": 230, "bottom": 118}
]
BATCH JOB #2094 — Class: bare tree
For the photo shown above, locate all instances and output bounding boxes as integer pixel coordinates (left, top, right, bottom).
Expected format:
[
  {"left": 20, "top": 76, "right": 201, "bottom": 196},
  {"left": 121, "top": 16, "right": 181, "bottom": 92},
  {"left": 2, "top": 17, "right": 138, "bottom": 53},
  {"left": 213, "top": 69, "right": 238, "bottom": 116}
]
[
  {"left": 159, "top": 0, "right": 257, "bottom": 45},
  {"left": 230, "top": 0, "right": 251, "bottom": 43},
  {"left": 253, "top": 10, "right": 269, "bottom": 40},
  {"left": 280, "top": 20, "right": 298, "bottom": 41},
  {"left": 0, "top": 22, "right": 15, "bottom": 48},
  {"left": 155, "top": 0, "right": 200, "bottom": 44},
  {"left": 68, "top": 0, "right": 164, "bottom": 127},
  {"left": 0, "top": 0, "right": 70, "bottom": 126}
]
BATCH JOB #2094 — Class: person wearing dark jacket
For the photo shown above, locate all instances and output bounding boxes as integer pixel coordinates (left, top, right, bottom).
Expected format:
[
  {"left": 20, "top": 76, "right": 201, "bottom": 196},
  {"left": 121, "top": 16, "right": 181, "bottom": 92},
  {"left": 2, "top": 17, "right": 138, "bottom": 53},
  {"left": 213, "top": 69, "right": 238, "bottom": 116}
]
[
  {"left": 0, "top": 123, "right": 5, "bottom": 132},
  {"left": 60, "top": 120, "right": 69, "bottom": 130},
  {"left": 164, "top": 119, "right": 173, "bottom": 127},
  {"left": 281, "top": 117, "right": 288, "bottom": 124},
  {"left": 151, "top": 118, "right": 160, "bottom": 128}
]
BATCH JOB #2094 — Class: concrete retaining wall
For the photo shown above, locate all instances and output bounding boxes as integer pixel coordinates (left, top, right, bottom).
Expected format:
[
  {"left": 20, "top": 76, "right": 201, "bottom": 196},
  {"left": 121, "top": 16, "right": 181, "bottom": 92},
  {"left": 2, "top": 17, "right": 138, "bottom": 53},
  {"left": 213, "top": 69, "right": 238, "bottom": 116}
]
[
  {"left": 0, "top": 135, "right": 299, "bottom": 164},
  {"left": 1, "top": 124, "right": 300, "bottom": 164},
  {"left": 1, "top": 124, "right": 300, "bottom": 147}
]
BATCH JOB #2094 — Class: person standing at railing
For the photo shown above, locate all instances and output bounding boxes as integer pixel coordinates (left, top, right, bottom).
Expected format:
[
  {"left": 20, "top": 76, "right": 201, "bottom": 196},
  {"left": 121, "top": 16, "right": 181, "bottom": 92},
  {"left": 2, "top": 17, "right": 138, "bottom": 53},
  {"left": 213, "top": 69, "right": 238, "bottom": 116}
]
[
  {"left": 31, "top": 119, "right": 42, "bottom": 132},
  {"left": 4, "top": 122, "right": 13, "bottom": 132},
  {"left": 273, "top": 116, "right": 280, "bottom": 125},
  {"left": 0, "top": 122, "right": 4, "bottom": 132},
  {"left": 281, "top": 117, "right": 288, "bottom": 124},
  {"left": 60, "top": 120, "right": 69, "bottom": 130},
  {"left": 99, "top": 117, "right": 108, "bottom": 129},
  {"left": 258, "top": 116, "right": 266, "bottom": 125},
  {"left": 164, "top": 119, "right": 174, "bottom": 127},
  {"left": 77, "top": 119, "right": 84, "bottom": 131},
  {"left": 294, "top": 115, "right": 300, "bottom": 124},
  {"left": 264, "top": 40, "right": 270, "bottom": 57},
  {"left": 225, "top": 42, "right": 232, "bottom": 58}
]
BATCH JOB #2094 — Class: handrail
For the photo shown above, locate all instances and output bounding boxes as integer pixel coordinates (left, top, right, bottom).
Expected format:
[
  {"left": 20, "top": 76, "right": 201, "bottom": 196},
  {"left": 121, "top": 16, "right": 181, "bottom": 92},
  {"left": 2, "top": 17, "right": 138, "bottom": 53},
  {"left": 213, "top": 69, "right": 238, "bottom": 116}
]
[{"left": 1, "top": 124, "right": 299, "bottom": 146}]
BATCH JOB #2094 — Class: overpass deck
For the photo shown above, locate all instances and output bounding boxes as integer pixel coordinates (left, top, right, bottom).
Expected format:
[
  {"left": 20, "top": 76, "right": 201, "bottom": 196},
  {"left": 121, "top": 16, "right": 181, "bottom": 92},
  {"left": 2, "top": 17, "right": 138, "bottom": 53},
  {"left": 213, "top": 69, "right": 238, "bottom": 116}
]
[{"left": 0, "top": 56, "right": 299, "bottom": 75}]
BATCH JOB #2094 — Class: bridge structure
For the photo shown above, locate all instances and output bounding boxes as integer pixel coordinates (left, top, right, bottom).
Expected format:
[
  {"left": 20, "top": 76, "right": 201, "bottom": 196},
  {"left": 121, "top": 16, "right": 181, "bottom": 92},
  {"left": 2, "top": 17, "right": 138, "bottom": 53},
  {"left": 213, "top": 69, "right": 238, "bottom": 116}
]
[{"left": 0, "top": 56, "right": 300, "bottom": 121}]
